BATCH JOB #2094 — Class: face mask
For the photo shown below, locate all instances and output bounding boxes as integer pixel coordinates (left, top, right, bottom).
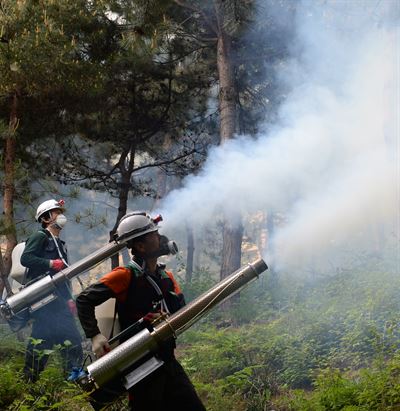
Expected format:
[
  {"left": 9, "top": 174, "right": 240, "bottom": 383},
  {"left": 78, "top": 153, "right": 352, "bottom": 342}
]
[
  {"left": 146, "top": 235, "right": 178, "bottom": 258},
  {"left": 53, "top": 214, "right": 67, "bottom": 230},
  {"left": 158, "top": 235, "right": 178, "bottom": 256}
]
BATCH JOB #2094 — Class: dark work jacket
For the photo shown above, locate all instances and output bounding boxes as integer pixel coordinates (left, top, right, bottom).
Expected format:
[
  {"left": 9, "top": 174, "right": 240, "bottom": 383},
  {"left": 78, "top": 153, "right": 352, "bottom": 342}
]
[
  {"left": 21, "top": 228, "right": 71, "bottom": 301},
  {"left": 117, "top": 261, "right": 185, "bottom": 331},
  {"left": 76, "top": 260, "right": 185, "bottom": 359}
]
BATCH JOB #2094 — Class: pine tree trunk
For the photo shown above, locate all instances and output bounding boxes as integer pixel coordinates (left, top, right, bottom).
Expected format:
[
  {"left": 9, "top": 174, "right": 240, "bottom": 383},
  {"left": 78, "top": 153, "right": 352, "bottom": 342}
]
[
  {"left": 152, "top": 134, "right": 172, "bottom": 211},
  {"left": 154, "top": 169, "right": 167, "bottom": 210},
  {"left": 217, "top": 30, "right": 236, "bottom": 143},
  {"left": 215, "top": 6, "right": 243, "bottom": 283},
  {"left": 110, "top": 175, "right": 130, "bottom": 269},
  {"left": 0, "top": 251, "right": 11, "bottom": 297},
  {"left": 109, "top": 148, "right": 135, "bottom": 269},
  {"left": 0, "top": 92, "right": 19, "bottom": 297},
  {"left": 220, "top": 220, "right": 243, "bottom": 279}
]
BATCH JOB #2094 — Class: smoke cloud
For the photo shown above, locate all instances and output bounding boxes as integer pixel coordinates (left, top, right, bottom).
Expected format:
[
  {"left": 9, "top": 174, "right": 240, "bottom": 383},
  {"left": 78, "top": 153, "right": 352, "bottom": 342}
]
[{"left": 159, "top": 0, "right": 399, "bottom": 273}]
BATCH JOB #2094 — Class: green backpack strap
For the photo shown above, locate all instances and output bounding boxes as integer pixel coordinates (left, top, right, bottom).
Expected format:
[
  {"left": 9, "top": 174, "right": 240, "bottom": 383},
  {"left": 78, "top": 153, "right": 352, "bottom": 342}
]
[{"left": 126, "top": 260, "right": 145, "bottom": 278}]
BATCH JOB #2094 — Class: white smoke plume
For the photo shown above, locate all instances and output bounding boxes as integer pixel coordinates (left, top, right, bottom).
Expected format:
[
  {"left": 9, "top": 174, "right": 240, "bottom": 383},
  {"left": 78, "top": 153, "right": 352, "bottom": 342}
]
[{"left": 159, "top": 0, "right": 399, "bottom": 273}]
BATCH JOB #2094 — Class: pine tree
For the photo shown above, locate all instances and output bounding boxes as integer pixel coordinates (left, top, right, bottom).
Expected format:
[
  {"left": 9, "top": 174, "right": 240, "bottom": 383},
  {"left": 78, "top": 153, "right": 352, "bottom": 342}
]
[{"left": 0, "top": 0, "right": 117, "bottom": 294}]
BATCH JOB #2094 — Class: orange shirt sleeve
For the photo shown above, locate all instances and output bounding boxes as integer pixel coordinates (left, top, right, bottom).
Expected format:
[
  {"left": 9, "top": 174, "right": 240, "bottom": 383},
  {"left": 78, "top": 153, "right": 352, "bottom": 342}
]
[
  {"left": 165, "top": 270, "right": 182, "bottom": 294},
  {"left": 100, "top": 267, "right": 131, "bottom": 302}
]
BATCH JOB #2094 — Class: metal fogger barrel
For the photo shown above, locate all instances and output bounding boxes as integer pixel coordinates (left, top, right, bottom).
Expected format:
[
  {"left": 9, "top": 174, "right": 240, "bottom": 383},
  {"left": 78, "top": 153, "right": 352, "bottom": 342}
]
[
  {"left": 0, "top": 241, "right": 125, "bottom": 318},
  {"left": 85, "top": 258, "right": 268, "bottom": 390}
]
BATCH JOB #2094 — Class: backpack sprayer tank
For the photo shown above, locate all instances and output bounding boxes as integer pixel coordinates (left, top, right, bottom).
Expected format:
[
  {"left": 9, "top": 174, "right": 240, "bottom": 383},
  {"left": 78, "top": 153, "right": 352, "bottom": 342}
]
[{"left": 76, "top": 258, "right": 268, "bottom": 391}]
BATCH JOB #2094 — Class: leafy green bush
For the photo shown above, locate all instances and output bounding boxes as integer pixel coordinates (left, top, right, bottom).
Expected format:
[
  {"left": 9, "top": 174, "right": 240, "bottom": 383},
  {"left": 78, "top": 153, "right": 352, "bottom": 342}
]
[
  {"left": 272, "top": 355, "right": 400, "bottom": 410},
  {"left": 0, "top": 333, "right": 92, "bottom": 410},
  {"left": 0, "top": 361, "right": 27, "bottom": 408}
]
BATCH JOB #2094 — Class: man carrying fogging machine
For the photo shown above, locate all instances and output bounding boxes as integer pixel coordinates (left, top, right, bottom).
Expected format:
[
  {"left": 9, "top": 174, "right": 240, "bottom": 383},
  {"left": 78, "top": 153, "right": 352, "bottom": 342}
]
[
  {"left": 76, "top": 211, "right": 207, "bottom": 411},
  {"left": 21, "top": 199, "right": 83, "bottom": 382}
]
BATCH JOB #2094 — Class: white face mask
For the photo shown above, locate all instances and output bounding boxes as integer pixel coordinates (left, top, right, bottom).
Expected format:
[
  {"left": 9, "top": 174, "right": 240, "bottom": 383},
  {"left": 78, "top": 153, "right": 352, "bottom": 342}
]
[{"left": 54, "top": 214, "right": 67, "bottom": 229}]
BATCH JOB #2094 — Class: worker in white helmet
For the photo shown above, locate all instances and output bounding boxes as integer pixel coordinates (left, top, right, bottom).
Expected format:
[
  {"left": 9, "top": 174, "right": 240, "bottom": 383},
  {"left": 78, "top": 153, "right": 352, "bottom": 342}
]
[
  {"left": 76, "top": 211, "right": 205, "bottom": 411},
  {"left": 21, "top": 199, "right": 83, "bottom": 382}
]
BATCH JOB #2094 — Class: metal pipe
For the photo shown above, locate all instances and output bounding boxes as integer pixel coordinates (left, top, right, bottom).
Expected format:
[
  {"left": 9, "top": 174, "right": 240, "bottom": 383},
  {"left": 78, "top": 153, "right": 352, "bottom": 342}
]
[
  {"left": 2, "top": 241, "right": 125, "bottom": 316},
  {"left": 154, "top": 258, "right": 267, "bottom": 341},
  {"left": 85, "top": 258, "right": 268, "bottom": 389},
  {"left": 87, "top": 328, "right": 157, "bottom": 387}
]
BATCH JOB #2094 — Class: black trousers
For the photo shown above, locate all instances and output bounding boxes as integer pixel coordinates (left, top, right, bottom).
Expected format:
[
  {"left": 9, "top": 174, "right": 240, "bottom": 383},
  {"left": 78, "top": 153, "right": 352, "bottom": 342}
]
[
  {"left": 129, "top": 358, "right": 206, "bottom": 411},
  {"left": 89, "top": 358, "right": 206, "bottom": 411},
  {"left": 23, "top": 301, "right": 83, "bottom": 382}
]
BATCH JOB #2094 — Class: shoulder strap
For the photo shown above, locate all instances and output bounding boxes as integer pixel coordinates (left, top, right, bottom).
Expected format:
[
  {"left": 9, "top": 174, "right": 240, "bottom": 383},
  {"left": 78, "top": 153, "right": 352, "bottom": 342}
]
[
  {"left": 45, "top": 229, "right": 69, "bottom": 267},
  {"left": 126, "top": 259, "right": 170, "bottom": 314},
  {"left": 145, "top": 274, "right": 170, "bottom": 314},
  {"left": 126, "top": 259, "right": 145, "bottom": 278}
]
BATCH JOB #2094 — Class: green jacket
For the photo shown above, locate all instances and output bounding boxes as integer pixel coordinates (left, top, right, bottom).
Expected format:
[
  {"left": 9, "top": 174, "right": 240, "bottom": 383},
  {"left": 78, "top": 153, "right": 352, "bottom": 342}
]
[{"left": 21, "top": 228, "right": 71, "bottom": 300}]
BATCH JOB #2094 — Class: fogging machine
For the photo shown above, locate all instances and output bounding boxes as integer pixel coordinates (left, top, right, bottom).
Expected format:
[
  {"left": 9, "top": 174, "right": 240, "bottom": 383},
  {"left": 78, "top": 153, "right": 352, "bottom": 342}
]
[{"left": 72, "top": 259, "right": 268, "bottom": 392}]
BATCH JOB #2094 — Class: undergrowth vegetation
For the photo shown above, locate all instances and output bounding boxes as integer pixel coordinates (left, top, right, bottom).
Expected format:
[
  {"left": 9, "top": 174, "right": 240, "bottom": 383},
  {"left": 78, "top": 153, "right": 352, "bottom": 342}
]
[
  {"left": 1, "top": 259, "right": 400, "bottom": 410},
  {"left": 0, "top": 331, "right": 129, "bottom": 410},
  {"left": 0, "top": 332, "right": 92, "bottom": 410},
  {"left": 178, "top": 260, "right": 400, "bottom": 410}
]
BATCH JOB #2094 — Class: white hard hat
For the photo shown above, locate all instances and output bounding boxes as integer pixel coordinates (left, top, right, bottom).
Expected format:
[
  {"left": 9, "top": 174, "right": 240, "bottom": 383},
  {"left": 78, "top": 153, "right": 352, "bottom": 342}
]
[
  {"left": 116, "top": 211, "right": 162, "bottom": 243},
  {"left": 35, "top": 199, "right": 65, "bottom": 222}
]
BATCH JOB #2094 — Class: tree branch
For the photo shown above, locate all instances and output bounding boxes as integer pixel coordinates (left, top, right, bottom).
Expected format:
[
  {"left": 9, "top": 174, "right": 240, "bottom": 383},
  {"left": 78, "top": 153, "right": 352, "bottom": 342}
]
[{"left": 174, "top": 0, "right": 218, "bottom": 35}]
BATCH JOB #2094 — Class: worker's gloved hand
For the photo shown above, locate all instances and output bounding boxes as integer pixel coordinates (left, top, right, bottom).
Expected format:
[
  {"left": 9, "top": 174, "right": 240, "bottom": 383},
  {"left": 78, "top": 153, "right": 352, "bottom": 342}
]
[
  {"left": 91, "top": 334, "right": 110, "bottom": 358},
  {"left": 143, "top": 312, "right": 162, "bottom": 325},
  {"left": 50, "top": 259, "right": 64, "bottom": 272},
  {"left": 67, "top": 299, "right": 77, "bottom": 316}
]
